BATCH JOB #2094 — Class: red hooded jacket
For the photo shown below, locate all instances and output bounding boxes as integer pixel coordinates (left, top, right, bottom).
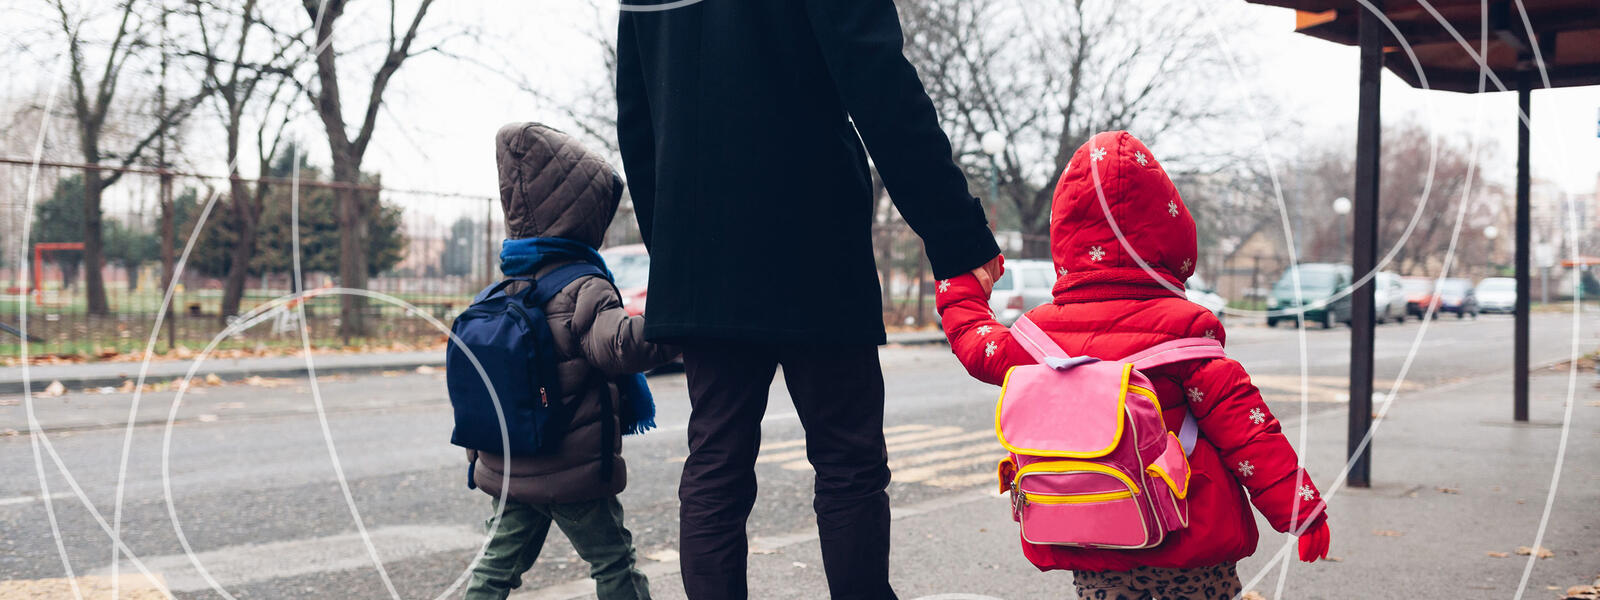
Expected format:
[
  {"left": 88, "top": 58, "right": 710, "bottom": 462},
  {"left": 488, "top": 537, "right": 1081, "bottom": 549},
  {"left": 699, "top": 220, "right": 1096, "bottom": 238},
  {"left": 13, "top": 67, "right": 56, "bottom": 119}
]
[{"left": 936, "top": 131, "right": 1326, "bottom": 572}]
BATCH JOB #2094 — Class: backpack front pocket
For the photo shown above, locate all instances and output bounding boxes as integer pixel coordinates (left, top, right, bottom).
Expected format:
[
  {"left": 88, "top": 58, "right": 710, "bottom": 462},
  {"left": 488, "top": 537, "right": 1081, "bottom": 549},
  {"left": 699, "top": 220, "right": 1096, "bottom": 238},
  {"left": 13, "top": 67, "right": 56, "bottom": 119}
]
[{"left": 1013, "top": 461, "right": 1162, "bottom": 549}]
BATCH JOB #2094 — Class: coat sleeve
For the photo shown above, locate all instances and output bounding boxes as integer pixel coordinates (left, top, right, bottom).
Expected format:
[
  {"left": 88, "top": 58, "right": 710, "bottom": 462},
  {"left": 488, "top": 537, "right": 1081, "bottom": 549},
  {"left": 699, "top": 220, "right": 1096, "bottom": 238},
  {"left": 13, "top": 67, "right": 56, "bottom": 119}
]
[
  {"left": 801, "top": 0, "right": 999, "bottom": 279},
  {"left": 569, "top": 277, "right": 680, "bottom": 376},
  {"left": 615, "top": 15, "right": 656, "bottom": 250},
  {"left": 934, "top": 272, "right": 1027, "bottom": 386},
  {"left": 1181, "top": 357, "right": 1328, "bottom": 534}
]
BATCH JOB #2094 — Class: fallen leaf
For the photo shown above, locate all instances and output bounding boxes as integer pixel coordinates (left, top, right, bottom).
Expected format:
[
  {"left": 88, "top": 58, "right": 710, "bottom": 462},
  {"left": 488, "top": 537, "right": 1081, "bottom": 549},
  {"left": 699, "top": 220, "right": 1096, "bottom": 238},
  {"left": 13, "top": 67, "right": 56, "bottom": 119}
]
[
  {"left": 1487, "top": 551, "right": 1509, "bottom": 558},
  {"left": 1324, "top": 556, "right": 1343, "bottom": 562},
  {"left": 1240, "top": 592, "right": 1266, "bottom": 600},
  {"left": 750, "top": 548, "right": 779, "bottom": 555},
  {"left": 1436, "top": 487, "right": 1460, "bottom": 494},
  {"left": 1586, "top": 400, "right": 1600, "bottom": 407},
  {"left": 42, "top": 381, "right": 66, "bottom": 397},
  {"left": 204, "top": 373, "right": 223, "bottom": 386},
  {"left": 196, "top": 414, "right": 218, "bottom": 423},
  {"left": 1373, "top": 529, "right": 1404, "bottom": 537},
  {"left": 791, "top": 562, "right": 807, "bottom": 569},
  {"left": 117, "top": 380, "right": 136, "bottom": 393},
  {"left": 415, "top": 365, "right": 438, "bottom": 375},
  {"left": 1515, "top": 545, "right": 1554, "bottom": 559}
]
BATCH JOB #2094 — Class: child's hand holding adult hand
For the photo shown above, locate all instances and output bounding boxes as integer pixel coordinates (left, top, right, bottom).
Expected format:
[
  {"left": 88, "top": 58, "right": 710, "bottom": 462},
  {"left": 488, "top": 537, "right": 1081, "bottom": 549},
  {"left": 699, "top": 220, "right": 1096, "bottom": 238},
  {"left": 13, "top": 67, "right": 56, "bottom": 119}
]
[
  {"left": 971, "top": 254, "right": 1005, "bottom": 297},
  {"left": 1297, "top": 520, "right": 1330, "bottom": 562}
]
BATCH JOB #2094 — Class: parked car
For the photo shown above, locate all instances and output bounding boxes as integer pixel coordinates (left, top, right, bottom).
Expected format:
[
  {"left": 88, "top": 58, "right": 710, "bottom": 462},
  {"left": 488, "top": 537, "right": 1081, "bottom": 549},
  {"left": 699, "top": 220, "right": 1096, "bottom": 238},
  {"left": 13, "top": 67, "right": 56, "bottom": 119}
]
[
  {"left": 1373, "top": 272, "right": 1407, "bottom": 324},
  {"left": 600, "top": 244, "right": 651, "bottom": 317},
  {"left": 990, "top": 259, "right": 1057, "bottom": 325},
  {"left": 1475, "top": 277, "right": 1517, "bottom": 313},
  {"left": 1186, "top": 274, "right": 1227, "bottom": 319},
  {"left": 1401, "top": 276, "right": 1434, "bottom": 318},
  {"left": 1429, "top": 277, "right": 1479, "bottom": 318},
  {"left": 1266, "top": 263, "right": 1353, "bottom": 329}
]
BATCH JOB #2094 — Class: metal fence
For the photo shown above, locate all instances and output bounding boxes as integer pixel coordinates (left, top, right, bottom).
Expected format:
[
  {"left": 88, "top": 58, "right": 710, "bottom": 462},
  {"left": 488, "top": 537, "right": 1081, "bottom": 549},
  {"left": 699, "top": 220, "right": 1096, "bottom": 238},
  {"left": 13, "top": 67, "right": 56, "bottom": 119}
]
[{"left": 0, "top": 158, "right": 504, "bottom": 358}]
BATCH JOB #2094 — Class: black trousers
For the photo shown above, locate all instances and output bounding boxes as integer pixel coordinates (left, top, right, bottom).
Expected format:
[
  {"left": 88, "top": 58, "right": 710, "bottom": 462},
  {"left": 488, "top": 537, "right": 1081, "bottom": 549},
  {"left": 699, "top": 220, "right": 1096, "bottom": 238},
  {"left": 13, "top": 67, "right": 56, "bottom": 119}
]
[{"left": 678, "top": 342, "right": 897, "bottom": 600}]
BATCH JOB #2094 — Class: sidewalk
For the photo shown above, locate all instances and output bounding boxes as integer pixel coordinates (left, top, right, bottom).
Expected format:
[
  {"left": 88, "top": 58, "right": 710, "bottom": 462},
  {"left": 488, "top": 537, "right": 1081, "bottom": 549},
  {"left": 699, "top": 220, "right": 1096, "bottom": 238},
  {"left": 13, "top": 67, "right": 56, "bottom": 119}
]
[
  {"left": 522, "top": 368, "right": 1600, "bottom": 599},
  {"left": 0, "top": 330, "right": 948, "bottom": 395}
]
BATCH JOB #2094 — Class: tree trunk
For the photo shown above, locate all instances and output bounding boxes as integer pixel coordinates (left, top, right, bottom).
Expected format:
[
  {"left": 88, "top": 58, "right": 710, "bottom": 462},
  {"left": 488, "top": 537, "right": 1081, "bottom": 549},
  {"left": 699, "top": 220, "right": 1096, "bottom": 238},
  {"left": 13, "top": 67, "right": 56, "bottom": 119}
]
[
  {"left": 1019, "top": 187, "right": 1053, "bottom": 259},
  {"left": 334, "top": 163, "right": 368, "bottom": 341},
  {"left": 126, "top": 265, "right": 140, "bottom": 291},
  {"left": 219, "top": 176, "right": 259, "bottom": 320},
  {"left": 82, "top": 163, "right": 110, "bottom": 314}
]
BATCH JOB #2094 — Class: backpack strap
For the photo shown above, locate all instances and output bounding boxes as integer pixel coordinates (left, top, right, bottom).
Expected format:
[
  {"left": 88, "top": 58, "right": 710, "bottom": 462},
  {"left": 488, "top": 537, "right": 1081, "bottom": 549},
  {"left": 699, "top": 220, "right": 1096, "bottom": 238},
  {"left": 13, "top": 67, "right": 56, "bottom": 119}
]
[
  {"left": 1122, "top": 338, "right": 1225, "bottom": 371},
  {"left": 527, "top": 263, "right": 610, "bottom": 305},
  {"left": 473, "top": 277, "right": 535, "bottom": 303},
  {"left": 528, "top": 262, "right": 616, "bottom": 483},
  {"left": 1011, "top": 316, "right": 1100, "bottom": 370},
  {"left": 1119, "top": 338, "right": 1227, "bottom": 457}
]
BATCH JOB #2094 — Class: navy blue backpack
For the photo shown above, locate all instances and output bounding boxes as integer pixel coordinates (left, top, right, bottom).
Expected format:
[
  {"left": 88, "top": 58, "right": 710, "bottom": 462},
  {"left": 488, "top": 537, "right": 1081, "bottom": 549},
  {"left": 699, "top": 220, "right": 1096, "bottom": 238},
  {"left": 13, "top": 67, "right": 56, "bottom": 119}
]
[{"left": 446, "top": 263, "right": 607, "bottom": 460}]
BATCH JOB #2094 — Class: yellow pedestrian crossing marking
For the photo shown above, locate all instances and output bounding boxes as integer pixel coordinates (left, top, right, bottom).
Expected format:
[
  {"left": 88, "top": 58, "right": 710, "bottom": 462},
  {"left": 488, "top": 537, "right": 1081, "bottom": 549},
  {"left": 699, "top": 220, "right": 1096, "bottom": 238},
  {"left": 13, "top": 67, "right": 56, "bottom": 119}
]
[
  {"left": 667, "top": 424, "right": 1005, "bottom": 490},
  {"left": 760, "top": 426, "right": 963, "bottom": 464}
]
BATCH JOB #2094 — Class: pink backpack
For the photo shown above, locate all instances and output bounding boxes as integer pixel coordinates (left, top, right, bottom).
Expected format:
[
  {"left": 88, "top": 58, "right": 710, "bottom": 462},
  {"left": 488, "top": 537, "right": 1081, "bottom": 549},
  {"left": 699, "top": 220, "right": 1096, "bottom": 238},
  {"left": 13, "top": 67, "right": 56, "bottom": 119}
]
[{"left": 995, "top": 316, "right": 1225, "bottom": 549}]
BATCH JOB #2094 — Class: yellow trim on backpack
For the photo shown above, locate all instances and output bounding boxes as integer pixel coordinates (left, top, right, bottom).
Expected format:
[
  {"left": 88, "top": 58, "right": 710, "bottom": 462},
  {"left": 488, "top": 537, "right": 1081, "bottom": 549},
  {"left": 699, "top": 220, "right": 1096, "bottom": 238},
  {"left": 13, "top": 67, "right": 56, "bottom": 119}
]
[
  {"left": 995, "top": 363, "right": 1131, "bottom": 458},
  {"left": 1144, "top": 433, "right": 1193, "bottom": 499},
  {"left": 1015, "top": 460, "right": 1142, "bottom": 495}
]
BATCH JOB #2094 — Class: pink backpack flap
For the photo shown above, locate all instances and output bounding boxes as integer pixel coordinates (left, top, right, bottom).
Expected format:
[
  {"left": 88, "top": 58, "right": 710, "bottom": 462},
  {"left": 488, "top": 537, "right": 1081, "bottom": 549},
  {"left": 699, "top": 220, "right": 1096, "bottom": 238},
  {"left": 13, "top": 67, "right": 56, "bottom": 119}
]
[{"left": 995, "top": 316, "right": 1225, "bottom": 550}]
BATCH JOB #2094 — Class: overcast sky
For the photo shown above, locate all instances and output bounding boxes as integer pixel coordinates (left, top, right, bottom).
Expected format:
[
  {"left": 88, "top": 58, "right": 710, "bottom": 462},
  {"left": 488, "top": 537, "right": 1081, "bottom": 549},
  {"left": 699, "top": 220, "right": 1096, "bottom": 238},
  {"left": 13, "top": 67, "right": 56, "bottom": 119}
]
[{"left": 7, "top": 1, "right": 1598, "bottom": 201}]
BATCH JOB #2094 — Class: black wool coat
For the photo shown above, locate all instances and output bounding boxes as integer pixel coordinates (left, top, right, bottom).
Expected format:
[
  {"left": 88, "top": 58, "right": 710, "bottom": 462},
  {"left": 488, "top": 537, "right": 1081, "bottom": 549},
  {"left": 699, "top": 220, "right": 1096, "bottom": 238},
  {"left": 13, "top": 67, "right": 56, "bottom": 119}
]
[{"left": 617, "top": 0, "right": 1001, "bottom": 345}]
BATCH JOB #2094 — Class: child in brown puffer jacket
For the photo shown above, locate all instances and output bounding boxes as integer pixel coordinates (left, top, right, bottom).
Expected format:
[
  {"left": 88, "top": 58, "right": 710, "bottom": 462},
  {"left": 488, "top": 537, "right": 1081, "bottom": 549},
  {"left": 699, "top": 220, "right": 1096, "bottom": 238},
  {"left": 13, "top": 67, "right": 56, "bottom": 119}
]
[{"left": 463, "top": 123, "right": 678, "bottom": 600}]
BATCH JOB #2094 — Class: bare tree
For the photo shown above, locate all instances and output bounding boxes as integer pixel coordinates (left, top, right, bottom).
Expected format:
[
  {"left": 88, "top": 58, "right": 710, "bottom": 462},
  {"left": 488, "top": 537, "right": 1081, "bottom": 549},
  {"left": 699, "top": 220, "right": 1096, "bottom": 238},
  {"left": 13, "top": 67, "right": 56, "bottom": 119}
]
[
  {"left": 300, "top": 0, "right": 438, "bottom": 339},
  {"left": 899, "top": 0, "right": 1239, "bottom": 257},
  {"left": 52, "top": 0, "right": 212, "bottom": 313},
  {"left": 190, "top": 0, "right": 307, "bottom": 320}
]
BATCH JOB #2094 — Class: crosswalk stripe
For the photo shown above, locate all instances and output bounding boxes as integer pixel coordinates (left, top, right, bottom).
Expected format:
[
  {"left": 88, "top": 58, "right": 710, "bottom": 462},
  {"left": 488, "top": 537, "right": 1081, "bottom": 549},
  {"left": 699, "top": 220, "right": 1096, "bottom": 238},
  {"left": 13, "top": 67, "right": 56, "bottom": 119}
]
[
  {"left": 887, "top": 441, "right": 999, "bottom": 469},
  {"left": 760, "top": 426, "right": 963, "bottom": 464},
  {"left": 891, "top": 453, "right": 1007, "bottom": 483},
  {"left": 668, "top": 424, "right": 934, "bottom": 463},
  {"left": 780, "top": 429, "right": 996, "bottom": 471},
  {"left": 923, "top": 470, "right": 1003, "bottom": 490}
]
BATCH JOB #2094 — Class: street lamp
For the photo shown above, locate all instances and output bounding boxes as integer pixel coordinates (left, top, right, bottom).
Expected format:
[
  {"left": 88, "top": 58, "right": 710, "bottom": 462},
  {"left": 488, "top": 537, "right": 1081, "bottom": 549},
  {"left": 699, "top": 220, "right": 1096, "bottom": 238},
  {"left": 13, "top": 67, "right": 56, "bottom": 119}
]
[
  {"left": 1332, "top": 197, "right": 1352, "bottom": 262},
  {"left": 981, "top": 131, "right": 1006, "bottom": 241}
]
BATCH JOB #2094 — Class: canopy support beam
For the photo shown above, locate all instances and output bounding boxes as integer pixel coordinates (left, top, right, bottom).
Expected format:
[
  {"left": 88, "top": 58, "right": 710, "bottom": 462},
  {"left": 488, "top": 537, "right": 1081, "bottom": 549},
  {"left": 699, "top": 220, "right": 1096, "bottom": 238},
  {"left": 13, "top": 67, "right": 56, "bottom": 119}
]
[
  {"left": 1514, "top": 62, "right": 1532, "bottom": 422},
  {"left": 1347, "top": 0, "right": 1383, "bottom": 489}
]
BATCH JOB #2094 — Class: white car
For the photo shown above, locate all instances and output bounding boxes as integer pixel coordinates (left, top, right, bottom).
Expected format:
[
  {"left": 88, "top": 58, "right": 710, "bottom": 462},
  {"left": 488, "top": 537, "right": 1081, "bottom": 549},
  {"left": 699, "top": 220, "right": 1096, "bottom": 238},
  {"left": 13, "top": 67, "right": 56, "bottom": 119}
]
[
  {"left": 1186, "top": 274, "right": 1227, "bottom": 319},
  {"left": 989, "top": 259, "right": 1057, "bottom": 325},
  {"left": 1476, "top": 277, "right": 1517, "bottom": 313},
  {"left": 1373, "top": 272, "right": 1407, "bottom": 324}
]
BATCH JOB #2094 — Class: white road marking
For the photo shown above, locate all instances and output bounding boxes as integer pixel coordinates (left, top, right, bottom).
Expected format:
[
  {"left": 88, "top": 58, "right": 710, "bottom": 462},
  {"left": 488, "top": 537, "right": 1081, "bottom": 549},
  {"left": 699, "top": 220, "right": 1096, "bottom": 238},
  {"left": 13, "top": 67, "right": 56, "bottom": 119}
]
[
  {"left": 89, "top": 525, "right": 484, "bottom": 593},
  {"left": 511, "top": 489, "right": 993, "bottom": 600},
  {"left": 0, "top": 491, "right": 72, "bottom": 506},
  {"left": 760, "top": 426, "right": 962, "bottom": 464}
]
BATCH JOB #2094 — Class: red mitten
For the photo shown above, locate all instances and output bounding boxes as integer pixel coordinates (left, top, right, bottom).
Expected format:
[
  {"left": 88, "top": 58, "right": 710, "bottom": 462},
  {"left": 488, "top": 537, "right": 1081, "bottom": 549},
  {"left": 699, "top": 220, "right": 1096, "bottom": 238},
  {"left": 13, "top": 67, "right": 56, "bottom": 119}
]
[{"left": 1297, "top": 519, "right": 1330, "bottom": 562}]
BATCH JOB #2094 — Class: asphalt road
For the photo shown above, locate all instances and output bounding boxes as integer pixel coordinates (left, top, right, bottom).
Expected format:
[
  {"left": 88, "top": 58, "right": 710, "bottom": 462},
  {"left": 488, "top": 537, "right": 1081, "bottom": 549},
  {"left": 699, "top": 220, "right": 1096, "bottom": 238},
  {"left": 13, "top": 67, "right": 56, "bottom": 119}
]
[{"left": 0, "top": 311, "right": 1590, "bottom": 599}]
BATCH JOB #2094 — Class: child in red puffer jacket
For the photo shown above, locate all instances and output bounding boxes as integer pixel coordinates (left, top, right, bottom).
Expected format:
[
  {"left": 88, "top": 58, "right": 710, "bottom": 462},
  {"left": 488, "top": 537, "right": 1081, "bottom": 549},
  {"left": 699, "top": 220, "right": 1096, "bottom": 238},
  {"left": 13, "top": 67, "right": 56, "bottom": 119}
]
[{"left": 936, "top": 131, "right": 1331, "bottom": 598}]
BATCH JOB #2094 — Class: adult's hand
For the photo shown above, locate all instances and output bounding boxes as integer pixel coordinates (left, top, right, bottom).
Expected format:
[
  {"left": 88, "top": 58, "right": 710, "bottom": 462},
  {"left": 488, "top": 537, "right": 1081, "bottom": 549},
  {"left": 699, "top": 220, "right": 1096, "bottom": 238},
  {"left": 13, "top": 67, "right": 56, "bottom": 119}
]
[
  {"left": 1297, "top": 520, "right": 1330, "bottom": 562},
  {"left": 971, "top": 254, "right": 1005, "bottom": 297}
]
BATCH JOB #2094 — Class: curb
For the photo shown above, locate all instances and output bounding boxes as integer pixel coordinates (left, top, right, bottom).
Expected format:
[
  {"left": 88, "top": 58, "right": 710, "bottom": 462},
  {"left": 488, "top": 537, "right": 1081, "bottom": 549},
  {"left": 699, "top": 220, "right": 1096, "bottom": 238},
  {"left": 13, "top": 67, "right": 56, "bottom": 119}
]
[{"left": 0, "top": 359, "right": 445, "bottom": 396}]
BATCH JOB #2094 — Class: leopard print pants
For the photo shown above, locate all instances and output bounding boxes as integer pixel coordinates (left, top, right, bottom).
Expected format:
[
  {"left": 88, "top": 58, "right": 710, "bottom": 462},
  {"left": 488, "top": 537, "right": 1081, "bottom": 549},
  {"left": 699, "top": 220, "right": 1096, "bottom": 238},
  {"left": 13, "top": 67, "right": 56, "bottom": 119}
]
[{"left": 1071, "top": 561, "right": 1242, "bottom": 600}]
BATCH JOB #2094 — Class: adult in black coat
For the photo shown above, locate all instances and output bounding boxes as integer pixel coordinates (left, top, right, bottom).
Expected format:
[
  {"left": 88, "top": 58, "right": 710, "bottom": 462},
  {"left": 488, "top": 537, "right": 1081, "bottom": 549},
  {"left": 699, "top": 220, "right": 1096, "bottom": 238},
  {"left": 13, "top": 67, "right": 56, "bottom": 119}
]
[{"left": 616, "top": 2, "right": 1002, "bottom": 598}]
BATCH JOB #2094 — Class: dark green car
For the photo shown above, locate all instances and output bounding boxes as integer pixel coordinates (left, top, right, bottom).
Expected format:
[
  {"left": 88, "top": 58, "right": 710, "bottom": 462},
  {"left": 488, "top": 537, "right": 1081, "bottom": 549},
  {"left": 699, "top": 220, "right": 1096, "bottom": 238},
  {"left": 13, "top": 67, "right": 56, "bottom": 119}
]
[{"left": 1266, "top": 263, "right": 1353, "bottom": 329}]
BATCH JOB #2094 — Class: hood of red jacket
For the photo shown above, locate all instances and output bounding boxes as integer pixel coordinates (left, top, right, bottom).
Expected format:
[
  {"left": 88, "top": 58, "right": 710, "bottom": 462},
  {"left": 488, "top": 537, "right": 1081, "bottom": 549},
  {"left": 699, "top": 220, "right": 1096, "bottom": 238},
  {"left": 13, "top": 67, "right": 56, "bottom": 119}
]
[{"left": 1049, "top": 131, "right": 1196, "bottom": 303}]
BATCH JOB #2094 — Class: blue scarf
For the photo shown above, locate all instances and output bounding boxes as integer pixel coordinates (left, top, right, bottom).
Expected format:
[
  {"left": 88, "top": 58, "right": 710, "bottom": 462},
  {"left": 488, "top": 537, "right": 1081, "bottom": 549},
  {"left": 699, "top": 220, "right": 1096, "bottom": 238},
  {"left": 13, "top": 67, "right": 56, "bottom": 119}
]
[{"left": 501, "top": 237, "right": 656, "bottom": 435}]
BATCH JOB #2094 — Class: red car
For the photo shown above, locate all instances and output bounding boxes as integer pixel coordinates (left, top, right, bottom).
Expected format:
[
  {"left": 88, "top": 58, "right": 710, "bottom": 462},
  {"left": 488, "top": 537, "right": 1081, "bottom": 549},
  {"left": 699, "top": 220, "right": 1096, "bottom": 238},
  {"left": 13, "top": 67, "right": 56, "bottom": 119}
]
[
  {"left": 1401, "top": 276, "right": 1433, "bottom": 318},
  {"left": 600, "top": 243, "right": 651, "bottom": 317}
]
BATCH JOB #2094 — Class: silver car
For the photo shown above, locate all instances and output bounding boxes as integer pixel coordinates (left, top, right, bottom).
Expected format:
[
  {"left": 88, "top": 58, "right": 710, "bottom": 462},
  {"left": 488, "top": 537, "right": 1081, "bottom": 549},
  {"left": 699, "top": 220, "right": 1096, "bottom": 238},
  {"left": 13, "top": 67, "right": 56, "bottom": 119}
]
[
  {"left": 990, "top": 259, "right": 1057, "bottom": 325},
  {"left": 1476, "top": 277, "right": 1517, "bottom": 313},
  {"left": 1373, "top": 272, "right": 1407, "bottom": 324}
]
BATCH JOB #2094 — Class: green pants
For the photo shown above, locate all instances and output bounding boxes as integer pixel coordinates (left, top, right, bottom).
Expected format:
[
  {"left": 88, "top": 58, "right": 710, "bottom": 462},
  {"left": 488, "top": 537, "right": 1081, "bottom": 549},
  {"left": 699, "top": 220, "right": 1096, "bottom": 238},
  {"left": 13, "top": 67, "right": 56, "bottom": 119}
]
[{"left": 464, "top": 496, "right": 651, "bottom": 600}]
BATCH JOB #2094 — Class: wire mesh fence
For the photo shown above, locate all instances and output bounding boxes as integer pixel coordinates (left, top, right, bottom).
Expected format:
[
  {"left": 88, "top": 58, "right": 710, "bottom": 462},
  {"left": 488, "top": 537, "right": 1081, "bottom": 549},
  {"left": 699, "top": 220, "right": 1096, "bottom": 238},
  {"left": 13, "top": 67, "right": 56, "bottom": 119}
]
[{"left": 0, "top": 158, "right": 503, "bottom": 359}]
